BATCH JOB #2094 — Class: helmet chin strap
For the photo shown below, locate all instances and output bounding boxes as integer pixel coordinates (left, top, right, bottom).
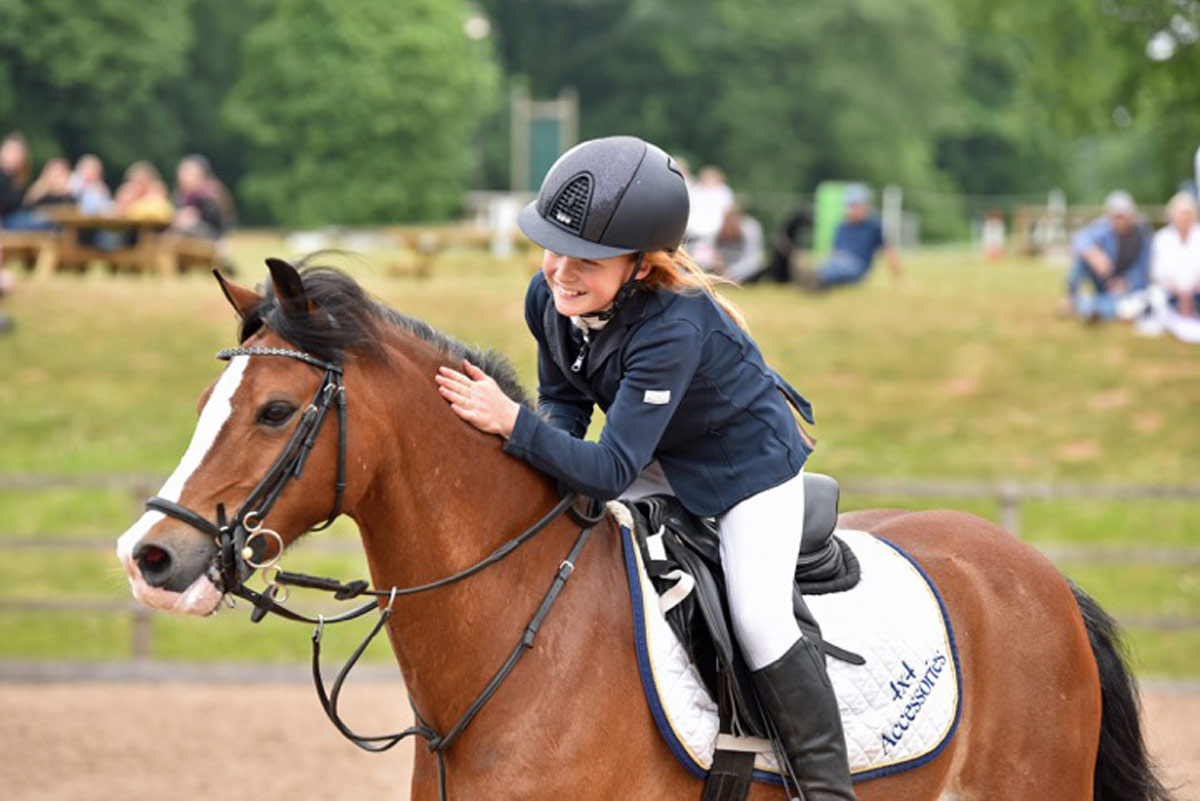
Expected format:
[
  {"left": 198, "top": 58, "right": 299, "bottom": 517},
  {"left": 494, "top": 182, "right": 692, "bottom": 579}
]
[{"left": 580, "top": 252, "right": 644, "bottom": 322}]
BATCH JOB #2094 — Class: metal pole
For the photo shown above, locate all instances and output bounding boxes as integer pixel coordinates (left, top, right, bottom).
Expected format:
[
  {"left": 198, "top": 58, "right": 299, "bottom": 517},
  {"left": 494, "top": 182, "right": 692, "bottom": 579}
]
[
  {"left": 132, "top": 607, "right": 153, "bottom": 661},
  {"left": 882, "top": 184, "right": 904, "bottom": 248},
  {"left": 560, "top": 86, "right": 579, "bottom": 152},
  {"left": 510, "top": 85, "right": 531, "bottom": 192},
  {"left": 999, "top": 482, "right": 1022, "bottom": 538}
]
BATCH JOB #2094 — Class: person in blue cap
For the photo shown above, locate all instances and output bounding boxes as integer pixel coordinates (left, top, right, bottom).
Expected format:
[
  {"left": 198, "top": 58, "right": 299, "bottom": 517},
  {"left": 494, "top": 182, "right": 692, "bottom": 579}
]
[
  {"left": 799, "top": 184, "right": 902, "bottom": 291},
  {"left": 434, "top": 135, "right": 856, "bottom": 800},
  {"left": 1062, "top": 190, "right": 1152, "bottom": 322}
]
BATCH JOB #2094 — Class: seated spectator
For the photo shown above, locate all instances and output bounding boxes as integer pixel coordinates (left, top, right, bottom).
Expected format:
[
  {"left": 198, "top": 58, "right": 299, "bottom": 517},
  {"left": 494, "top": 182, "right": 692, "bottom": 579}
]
[
  {"left": 24, "top": 158, "right": 76, "bottom": 209},
  {"left": 0, "top": 133, "right": 62, "bottom": 231},
  {"left": 68, "top": 154, "right": 113, "bottom": 215},
  {"left": 170, "top": 154, "right": 233, "bottom": 240},
  {"left": 114, "top": 161, "right": 174, "bottom": 223},
  {"left": 0, "top": 246, "right": 13, "bottom": 334},
  {"left": 0, "top": 137, "right": 13, "bottom": 331},
  {"left": 797, "top": 184, "right": 901, "bottom": 291},
  {"left": 711, "top": 205, "right": 765, "bottom": 283},
  {"left": 763, "top": 205, "right": 814, "bottom": 284},
  {"left": 686, "top": 165, "right": 734, "bottom": 245},
  {"left": 1064, "top": 190, "right": 1152, "bottom": 321},
  {"left": 3, "top": 157, "right": 75, "bottom": 231},
  {"left": 1150, "top": 192, "right": 1200, "bottom": 318},
  {"left": 0, "top": 132, "right": 30, "bottom": 226}
]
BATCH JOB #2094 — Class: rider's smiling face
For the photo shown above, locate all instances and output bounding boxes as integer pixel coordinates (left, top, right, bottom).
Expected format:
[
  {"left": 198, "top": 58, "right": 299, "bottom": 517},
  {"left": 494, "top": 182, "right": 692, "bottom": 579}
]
[{"left": 541, "top": 250, "right": 645, "bottom": 316}]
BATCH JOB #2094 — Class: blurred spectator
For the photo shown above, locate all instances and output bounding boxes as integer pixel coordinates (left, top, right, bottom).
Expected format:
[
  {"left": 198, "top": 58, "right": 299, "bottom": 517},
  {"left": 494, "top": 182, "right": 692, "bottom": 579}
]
[
  {"left": 1149, "top": 192, "right": 1200, "bottom": 319},
  {"left": 3, "top": 157, "right": 75, "bottom": 231},
  {"left": 982, "top": 209, "right": 1006, "bottom": 261},
  {"left": 687, "top": 166, "right": 734, "bottom": 242},
  {"left": 0, "top": 133, "right": 30, "bottom": 222},
  {"left": 796, "top": 184, "right": 901, "bottom": 291},
  {"left": 711, "top": 205, "right": 765, "bottom": 283},
  {"left": 1064, "top": 190, "right": 1151, "bottom": 321},
  {"left": 171, "top": 154, "right": 234, "bottom": 240},
  {"left": 0, "top": 138, "right": 13, "bottom": 330},
  {"left": 114, "top": 161, "right": 174, "bottom": 223},
  {"left": 0, "top": 133, "right": 43, "bottom": 230},
  {"left": 0, "top": 263, "right": 12, "bottom": 335},
  {"left": 24, "top": 158, "right": 76, "bottom": 209},
  {"left": 763, "top": 206, "right": 814, "bottom": 284},
  {"left": 68, "top": 154, "right": 112, "bottom": 215}
]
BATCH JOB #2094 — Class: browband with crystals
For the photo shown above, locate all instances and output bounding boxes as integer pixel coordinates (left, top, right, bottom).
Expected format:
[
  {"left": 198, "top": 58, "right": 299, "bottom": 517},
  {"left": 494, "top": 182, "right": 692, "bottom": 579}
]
[{"left": 217, "top": 347, "right": 343, "bottom": 373}]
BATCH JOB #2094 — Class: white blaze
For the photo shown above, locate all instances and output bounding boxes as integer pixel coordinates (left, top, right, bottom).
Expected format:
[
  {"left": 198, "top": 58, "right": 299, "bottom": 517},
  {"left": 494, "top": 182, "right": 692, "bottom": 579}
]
[{"left": 116, "top": 355, "right": 250, "bottom": 570}]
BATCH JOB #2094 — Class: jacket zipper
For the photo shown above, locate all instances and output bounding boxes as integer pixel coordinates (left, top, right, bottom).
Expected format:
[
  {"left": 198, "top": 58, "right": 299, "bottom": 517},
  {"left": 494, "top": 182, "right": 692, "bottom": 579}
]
[{"left": 571, "top": 330, "right": 591, "bottom": 373}]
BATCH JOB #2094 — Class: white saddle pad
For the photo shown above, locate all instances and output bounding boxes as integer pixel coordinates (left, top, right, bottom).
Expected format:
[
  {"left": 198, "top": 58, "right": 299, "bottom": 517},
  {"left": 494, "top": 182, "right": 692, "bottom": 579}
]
[{"left": 617, "top": 519, "right": 961, "bottom": 785}]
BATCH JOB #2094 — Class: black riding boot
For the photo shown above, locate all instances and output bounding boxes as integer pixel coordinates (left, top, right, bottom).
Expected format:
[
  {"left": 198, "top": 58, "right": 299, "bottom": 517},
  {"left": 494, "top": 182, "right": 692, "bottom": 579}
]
[{"left": 752, "top": 636, "right": 856, "bottom": 801}]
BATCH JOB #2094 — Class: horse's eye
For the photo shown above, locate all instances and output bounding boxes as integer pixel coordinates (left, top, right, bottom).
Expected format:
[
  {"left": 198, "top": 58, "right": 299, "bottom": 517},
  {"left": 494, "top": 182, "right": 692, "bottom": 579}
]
[{"left": 257, "top": 401, "right": 297, "bottom": 427}]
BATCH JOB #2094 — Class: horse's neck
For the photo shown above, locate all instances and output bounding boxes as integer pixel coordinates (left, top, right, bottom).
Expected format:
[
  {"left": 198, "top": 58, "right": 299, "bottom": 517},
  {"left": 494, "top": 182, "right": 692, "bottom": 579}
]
[{"left": 346, "top": 339, "right": 576, "bottom": 725}]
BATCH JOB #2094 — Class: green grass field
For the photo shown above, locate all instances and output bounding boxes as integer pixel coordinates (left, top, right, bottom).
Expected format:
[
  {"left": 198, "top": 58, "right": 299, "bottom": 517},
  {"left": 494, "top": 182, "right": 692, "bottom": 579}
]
[{"left": 1, "top": 237, "right": 1197, "bottom": 674}]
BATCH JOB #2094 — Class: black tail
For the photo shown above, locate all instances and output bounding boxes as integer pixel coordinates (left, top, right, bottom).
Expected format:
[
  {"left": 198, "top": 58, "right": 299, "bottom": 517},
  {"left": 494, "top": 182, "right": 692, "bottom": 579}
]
[{"left": 1070, "top": 581, "right": 1174, "bottom": 801}]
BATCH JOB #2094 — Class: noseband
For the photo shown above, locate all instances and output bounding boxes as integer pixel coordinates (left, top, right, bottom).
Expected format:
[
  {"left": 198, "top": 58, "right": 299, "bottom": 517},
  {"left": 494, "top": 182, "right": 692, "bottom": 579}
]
[{"left": 145, "top": 346, "right": 347, "bottom": 617}]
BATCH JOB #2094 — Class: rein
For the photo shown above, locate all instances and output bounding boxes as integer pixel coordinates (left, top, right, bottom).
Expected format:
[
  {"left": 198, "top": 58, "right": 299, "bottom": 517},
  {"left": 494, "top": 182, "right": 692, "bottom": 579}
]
[{"left": 143, "top": 344, "right": 607, "bottom": 800}]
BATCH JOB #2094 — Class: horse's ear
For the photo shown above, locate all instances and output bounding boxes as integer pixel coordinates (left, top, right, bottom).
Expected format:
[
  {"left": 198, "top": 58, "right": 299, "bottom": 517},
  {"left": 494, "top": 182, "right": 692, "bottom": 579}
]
[
  {"left": 265, "top": 257, "right": 311, "bottom": 318},
  {"left": 213, "top": 269, "right": 262, "bottom": 320}
]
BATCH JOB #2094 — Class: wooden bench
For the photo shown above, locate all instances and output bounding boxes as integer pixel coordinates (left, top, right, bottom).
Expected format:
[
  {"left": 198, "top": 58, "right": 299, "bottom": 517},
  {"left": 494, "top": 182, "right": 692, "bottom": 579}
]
[
  {"left": 1, "top": 215, "right": 220, "bottom": 277},
  {"left": 0, "top": 230, "right": 58, "bottom": 274},
  {"left": 151, "top": 232, "right": 220, "bottom": 275}
]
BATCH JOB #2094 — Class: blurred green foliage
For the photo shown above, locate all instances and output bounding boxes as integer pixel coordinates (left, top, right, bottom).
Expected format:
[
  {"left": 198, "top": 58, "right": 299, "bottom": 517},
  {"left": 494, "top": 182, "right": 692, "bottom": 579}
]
[
  {"left": 223, "top": 0, "right": 498, "bottom": 225},
  {"left": 0, "top": 0, "right": 1198, "bottom": 224},
  {"left": 0, "top": 0, "right": 192, "bottom": 164}
]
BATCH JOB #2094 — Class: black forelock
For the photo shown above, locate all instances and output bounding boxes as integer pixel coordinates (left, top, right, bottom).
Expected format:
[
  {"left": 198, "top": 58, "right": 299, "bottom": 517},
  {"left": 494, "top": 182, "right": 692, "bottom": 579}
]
[{"left": 238, "top": 261, "right": 531, "bottom": 407}]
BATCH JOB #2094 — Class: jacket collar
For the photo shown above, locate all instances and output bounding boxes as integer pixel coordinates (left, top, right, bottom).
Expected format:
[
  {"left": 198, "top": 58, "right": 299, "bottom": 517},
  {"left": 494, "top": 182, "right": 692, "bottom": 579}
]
[
  {"left": 580, "top": 287, "right": 657, "bottom": 377},
  {"left": 542, "top": 286, "right": 658, "bottom": 382}
]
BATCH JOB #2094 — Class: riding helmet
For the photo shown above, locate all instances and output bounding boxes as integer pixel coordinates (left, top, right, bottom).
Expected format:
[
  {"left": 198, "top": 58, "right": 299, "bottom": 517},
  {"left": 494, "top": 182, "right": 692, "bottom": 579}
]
[{"left": 518, "top": 136, "right": 690, "bottom": 260}]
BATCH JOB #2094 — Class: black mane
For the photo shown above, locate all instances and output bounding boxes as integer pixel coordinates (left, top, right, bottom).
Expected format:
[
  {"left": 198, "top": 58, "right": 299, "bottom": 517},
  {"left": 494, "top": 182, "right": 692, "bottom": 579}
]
[{"left": 240, "top": 263, "right": 531, "bottom": 407}]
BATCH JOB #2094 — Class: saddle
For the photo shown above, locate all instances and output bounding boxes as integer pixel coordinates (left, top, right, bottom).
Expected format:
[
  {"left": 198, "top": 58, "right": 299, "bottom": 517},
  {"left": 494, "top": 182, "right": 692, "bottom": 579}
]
[{"left": 623, "top": 473, "right": 862, "bottom": 742}]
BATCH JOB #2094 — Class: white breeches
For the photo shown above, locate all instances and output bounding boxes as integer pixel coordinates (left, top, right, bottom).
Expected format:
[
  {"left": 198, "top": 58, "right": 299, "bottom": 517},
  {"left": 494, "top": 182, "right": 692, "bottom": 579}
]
[
  {"left": 621, "top": 463, "right": 806, "bottom": 671},
  {"left": 718, "top": 470, "right": 806, "bottom": 669}
]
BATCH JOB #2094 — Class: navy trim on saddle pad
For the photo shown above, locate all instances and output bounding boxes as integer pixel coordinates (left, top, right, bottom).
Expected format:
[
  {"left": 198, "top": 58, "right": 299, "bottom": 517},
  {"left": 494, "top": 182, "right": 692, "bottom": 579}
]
[
  {"left": 620, "top": 524, "right": 713, "bottom": 781},
  {"left": 860, "top": 536, "right": 964, "bottom": 782},
  {"left": 619, "top": 525, "right": 963, "bottom": 786}
]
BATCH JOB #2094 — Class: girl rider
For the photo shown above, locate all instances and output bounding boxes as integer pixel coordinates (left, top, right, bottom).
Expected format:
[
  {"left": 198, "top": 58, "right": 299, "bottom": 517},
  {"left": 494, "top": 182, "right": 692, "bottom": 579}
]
[{"left": 435, "top": 136, "right": 855, "bottom": 800}]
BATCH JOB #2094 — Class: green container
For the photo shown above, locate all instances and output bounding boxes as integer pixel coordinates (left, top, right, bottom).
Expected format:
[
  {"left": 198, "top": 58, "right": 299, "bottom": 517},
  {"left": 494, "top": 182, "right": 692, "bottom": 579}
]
[
  {"left": 814, "top": 181, "right": 850, "bottom": 258},
  {"left": 528, "top": 118, "right": 564, "bottom": 192}
]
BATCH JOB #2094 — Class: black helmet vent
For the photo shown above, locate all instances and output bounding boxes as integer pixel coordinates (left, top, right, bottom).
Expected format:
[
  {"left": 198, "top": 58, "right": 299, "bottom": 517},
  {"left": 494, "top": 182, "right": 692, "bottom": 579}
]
[{"left": 548, "top": 174, "right": 592, "bottom": 235}]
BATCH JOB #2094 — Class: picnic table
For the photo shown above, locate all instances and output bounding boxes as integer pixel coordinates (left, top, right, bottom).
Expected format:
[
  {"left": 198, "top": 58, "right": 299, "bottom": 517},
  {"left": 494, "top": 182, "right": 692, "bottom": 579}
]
[{"left": 0, "top": 208, "right": 219, "bottom": 277}]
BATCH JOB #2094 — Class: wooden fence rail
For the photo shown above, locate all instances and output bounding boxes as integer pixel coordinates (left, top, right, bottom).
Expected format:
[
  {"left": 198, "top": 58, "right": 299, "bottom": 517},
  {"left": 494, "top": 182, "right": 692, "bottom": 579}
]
[{"left": 2, "top": 473, "right": 1198, "bottom": 660}]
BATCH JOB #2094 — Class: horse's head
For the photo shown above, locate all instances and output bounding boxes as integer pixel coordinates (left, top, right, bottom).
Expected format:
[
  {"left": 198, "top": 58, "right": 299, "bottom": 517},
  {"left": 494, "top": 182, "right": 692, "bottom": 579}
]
[{"left": 116, "top": 258, "right": 370, "bottom": 616}]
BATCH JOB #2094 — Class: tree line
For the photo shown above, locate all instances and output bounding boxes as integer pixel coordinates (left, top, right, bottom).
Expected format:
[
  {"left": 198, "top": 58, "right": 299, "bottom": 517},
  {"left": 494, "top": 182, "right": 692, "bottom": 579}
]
[{"left": 0, "top": 0, "right": 1195, "bottom": 232}]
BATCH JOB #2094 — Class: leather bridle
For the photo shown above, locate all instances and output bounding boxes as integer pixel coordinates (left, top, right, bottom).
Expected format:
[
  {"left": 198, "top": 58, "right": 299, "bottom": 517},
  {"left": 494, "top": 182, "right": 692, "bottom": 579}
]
[
  {"left": 146, "top": 346, "right": 347, "bottom": 620},
  {"left": 140, "top": 342, "right": 606, "bottom": 800}
]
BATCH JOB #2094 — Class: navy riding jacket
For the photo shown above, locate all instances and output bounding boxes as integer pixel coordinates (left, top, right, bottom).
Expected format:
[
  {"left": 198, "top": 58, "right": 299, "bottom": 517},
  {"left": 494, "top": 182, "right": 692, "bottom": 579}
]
[{"left": 502, "top": 273, "right": 814, "bottom": 517}]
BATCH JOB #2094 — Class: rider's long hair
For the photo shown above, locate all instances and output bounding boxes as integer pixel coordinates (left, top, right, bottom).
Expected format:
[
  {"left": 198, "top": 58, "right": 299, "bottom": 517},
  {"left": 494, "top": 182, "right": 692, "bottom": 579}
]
[{"left": 640, "top": 247, "right": 749, "bottom": 332}]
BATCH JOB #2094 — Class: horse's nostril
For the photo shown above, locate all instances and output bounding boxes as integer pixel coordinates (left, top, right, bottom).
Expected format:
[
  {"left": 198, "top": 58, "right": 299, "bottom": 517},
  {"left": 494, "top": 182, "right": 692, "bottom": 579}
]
[{"left": 134, "top": 542, "right": 177, "bottom": 588}]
